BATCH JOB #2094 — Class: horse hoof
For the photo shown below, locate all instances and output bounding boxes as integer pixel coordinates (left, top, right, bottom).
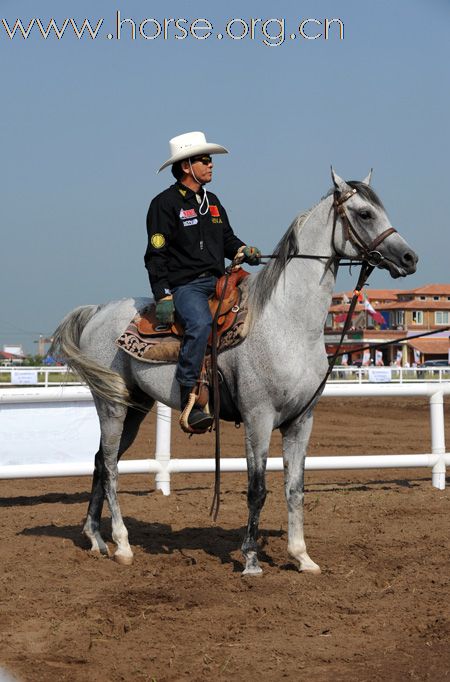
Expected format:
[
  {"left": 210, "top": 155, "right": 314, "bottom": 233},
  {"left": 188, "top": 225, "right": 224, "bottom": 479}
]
[
  {"left": 113, "top": 552, "right": 134, "bottom": 566},
  {"left": 242, "top": 553, "right": 263, "bottom": 576},
  {"left": 242, "top": 566, "right": 263, "bottom": 577},
  {"left": 300, "top": 563, "right": 321, "bottom": 575}
]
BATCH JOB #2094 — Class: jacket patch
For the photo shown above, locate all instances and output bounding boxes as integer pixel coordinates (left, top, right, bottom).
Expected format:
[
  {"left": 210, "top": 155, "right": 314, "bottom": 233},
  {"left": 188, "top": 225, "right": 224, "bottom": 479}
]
[
  {"left": 179, "top": 208, "right": 197, "bottom": 219},
  {"left": 209, "top": 205, "right": 220, "bottom": 217},
  {"left": 178, "top": 188, "right": 187, "bottom": 196},
  {"left": 151, "top": 233, "right": 166, "bottom": 249},
  {"left": 182, "top": 219, "right": 198, "bottom": 227}
]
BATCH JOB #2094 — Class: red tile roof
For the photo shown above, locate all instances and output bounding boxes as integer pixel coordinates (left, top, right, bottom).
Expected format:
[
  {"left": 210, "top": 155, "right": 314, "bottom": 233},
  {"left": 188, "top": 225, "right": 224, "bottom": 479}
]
[
  {"left": 407, "top": 338, "right": 449, "bottom": 354},
  {"left": 0, "top": 351, "right": 21, "bottom": 359},
  {"left": 329, "top": 304, "right": 365, "bottom": 313},
  {"left": 409, "top": 284, "right": 450, "bottom": 295},
  {"left": 334, "top": 289, "right": 400, "bottom": 301},
  {"left": 334, "top": 284, "right": 450, "bottom": 302},
  {"left": 378, "top": 301, "right": 450, "bottom": 310}
]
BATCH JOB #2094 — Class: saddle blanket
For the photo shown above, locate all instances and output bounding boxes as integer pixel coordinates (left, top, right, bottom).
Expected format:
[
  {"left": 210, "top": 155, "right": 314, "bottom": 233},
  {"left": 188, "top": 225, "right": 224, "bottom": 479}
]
[{"left": 116, "top": 278, "right": 249, "bottom": 363}]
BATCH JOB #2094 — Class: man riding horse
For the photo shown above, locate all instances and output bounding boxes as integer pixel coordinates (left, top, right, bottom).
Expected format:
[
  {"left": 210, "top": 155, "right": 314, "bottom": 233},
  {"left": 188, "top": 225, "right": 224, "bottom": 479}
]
[{"left": 144, "top": 131, "right": 261, "bottom": 431}]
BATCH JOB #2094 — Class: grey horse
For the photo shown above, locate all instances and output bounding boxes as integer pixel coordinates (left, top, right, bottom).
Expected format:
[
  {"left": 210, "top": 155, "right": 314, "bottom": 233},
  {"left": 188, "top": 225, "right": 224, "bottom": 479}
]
[{"left": 51, "top": 170, "right": 418, "bottom": 574}]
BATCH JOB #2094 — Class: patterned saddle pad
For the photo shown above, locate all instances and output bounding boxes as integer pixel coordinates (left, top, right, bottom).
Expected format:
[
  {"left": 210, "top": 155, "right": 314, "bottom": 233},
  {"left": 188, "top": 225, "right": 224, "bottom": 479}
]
[{"left": 116, "top": 278, "right": 249, "bottom": 363}]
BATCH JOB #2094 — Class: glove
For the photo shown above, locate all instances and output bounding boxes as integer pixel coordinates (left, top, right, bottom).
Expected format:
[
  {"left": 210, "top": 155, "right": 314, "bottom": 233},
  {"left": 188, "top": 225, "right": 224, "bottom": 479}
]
[
  {"left": 155, "top": 296, "right": 175, "bottom": 325},
  {"left": 240, "top": 245, "right": 262, "bottom": 266}
]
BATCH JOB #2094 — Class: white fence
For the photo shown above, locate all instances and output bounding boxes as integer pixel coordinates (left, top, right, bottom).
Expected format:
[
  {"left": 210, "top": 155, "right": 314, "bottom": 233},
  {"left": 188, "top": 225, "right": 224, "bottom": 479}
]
[
  {"left": 2, "top": 365, "right": 450, "bottom": 386},
  {"left": 0, "top": 383, "right": 449, "bottom": 492},
  {"left": 329, "top": 365, "right": 450, "bottom": 383},
  {"left": 0, "top": 366, "right": 79, "bottom": 387}
]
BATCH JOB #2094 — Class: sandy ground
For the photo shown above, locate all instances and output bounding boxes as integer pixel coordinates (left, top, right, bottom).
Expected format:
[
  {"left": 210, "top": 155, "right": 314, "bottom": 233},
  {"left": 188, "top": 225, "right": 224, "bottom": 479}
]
[{"left": 0, "top": 397, "right": 449, "bottom": 681}]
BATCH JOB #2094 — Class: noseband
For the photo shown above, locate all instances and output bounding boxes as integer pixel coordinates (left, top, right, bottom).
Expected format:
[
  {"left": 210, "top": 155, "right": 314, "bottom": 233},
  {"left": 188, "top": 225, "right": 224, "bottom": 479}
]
[{"left": 333, "top": 188, "right": 397, "bottom": 267}]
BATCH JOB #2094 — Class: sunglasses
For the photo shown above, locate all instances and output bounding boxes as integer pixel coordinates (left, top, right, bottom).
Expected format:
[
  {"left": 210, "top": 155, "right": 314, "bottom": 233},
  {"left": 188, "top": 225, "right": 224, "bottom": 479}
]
[{"left": 190, "top": 155, "right": 213, "bottom": 165}]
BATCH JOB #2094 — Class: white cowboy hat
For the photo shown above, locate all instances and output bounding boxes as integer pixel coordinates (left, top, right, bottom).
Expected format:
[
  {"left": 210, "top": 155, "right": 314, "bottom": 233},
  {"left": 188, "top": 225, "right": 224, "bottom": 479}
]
[{"left": 157, "top": 131, "right": 228, "bottom": 173}]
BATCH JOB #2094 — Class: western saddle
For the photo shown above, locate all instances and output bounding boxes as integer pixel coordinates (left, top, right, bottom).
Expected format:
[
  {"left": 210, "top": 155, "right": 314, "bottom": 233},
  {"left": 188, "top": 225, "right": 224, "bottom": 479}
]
[{"left": 137, "top": 268, "right": 249, "bottom": 346}]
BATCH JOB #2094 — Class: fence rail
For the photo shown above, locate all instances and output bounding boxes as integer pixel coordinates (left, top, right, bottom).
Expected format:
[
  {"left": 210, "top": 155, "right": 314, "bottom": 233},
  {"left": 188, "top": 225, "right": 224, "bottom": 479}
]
[
  {"left": 0, "top": 384, "right": 449, "bottom": 492},
  {"left": 2, "top": 365, "right": 450, "bottom": 386},
  {"left": 0, "top": 366, "right": 79, "bottom": 387}
]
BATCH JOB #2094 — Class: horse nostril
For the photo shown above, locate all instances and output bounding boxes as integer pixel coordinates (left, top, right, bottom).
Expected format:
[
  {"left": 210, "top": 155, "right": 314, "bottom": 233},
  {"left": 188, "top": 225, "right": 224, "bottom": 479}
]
[
  {"left": 403, "top": 251, "right": 417, "bottom": 265},
  {"left": 402, "top": 251, "right": 418, "bottom": 271}
]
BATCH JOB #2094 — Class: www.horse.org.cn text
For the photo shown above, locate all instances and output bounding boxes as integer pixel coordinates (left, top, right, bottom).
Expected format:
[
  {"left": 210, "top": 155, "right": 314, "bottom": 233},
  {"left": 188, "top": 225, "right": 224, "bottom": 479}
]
[{"left": 1, "top": 14, "right": 345, "bottom": 47}]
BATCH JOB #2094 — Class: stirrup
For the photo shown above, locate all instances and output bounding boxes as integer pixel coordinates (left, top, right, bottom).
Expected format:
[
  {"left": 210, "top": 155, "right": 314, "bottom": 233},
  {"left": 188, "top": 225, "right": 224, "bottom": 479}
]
[{"left": 179, "top": 391, "right": 213, "bottom": 434}]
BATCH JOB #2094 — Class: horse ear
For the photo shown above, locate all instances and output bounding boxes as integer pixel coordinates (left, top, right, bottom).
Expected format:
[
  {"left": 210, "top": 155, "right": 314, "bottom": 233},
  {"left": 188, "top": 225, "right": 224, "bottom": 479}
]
[
  {"left": 362, "top": 169, "right": 373, "bottom": 185},
  {"left": 331, "top": 167, "right": 349, "bottom": 192}
]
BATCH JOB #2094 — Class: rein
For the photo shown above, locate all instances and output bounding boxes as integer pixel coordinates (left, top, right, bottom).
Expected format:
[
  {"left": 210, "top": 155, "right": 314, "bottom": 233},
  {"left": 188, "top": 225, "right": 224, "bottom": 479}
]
[
  {"left": 208, "top": 186, "right": 396, "bottom": 519},
  {"left": 330, "top": 325, "right": 450, "bottom": 362}
]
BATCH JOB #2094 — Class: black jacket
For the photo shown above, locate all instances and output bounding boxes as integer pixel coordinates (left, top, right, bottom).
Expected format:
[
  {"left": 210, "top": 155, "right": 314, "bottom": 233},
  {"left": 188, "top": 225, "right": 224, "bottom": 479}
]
[{"left": 145, "top": 182, "right": 245, "bottom": 301}]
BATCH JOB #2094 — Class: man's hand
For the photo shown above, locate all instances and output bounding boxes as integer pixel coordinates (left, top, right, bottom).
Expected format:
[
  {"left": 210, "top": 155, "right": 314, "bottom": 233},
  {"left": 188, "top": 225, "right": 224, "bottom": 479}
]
[
  {"left": 236, "top": 245, "right": 262, "bottom": 266},
  {"left": 155, "top": 296, "right": 175, "bottom": 325}
]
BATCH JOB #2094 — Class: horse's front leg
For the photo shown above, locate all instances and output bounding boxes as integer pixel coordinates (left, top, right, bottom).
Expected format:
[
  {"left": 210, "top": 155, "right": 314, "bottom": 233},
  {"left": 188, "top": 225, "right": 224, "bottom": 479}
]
[
  {"left": 241, "top": 419, "right": 272, "bottom": 576},
  {"left": 280, "top": 413, "right": 321, "bottom": 574}
]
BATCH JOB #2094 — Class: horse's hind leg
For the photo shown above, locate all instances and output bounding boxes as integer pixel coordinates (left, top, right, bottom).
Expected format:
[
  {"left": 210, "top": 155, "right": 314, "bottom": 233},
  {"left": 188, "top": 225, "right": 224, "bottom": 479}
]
[
  {"left": 83, "top": 442, "right": 109, "bottom": 555},
  {"left": 241, "top": 418, "right": 272, "bottom": 576},
  {"left": 83, "top": 401, "right": 153, "bottom": 561},
  {"left": 280, "top": 414, "right": 321, "bottom": 574}
]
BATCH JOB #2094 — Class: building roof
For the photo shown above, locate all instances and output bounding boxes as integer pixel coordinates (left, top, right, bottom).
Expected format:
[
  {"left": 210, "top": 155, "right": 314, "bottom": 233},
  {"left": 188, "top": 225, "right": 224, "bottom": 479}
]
[
  {"left": 1, "top": 351, "right": 18, "bottom": 359},
  {"left": 333, "top": 289, "right": 400, "bottom": 302},
  {"left": 378, "top": 300, "right": 450, "bottom": 311},
  {"left": 329, "top": 304, "right": 366, "bottom": 313},
  {"left": 407, "top": 338, "right": 450, "bottom": 355},
  {"left": 408, "top": 284, "right": 450, "bottom": 296},
  {"left": 334, "top": 284, "right": 450, "bottom": 302}
]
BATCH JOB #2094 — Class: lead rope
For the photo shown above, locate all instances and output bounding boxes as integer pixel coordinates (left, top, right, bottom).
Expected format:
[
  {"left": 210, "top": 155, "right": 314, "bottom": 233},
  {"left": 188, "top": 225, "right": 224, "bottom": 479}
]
[
  {"left": 287, "top": 260, "right": 375, "bottom": 425},
  {"left": 209, "top": 262, "right": 236, "bottom": 521}
]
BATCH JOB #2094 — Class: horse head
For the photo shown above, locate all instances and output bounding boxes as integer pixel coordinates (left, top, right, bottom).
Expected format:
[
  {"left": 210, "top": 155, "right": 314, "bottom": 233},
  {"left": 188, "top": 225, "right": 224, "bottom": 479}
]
[{"left": 331, "top": 168, "right": 418, "bottom": 278}]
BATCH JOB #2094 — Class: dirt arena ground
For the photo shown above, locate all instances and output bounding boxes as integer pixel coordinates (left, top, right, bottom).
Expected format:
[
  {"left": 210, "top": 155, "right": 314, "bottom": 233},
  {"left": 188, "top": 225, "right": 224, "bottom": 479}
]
[{"left": 1, "top": 397, "right": 449, "bottom": 681}]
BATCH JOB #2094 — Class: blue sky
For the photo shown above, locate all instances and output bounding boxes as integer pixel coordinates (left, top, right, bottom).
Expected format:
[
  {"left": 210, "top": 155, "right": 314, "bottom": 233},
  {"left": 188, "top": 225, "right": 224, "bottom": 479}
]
[{"left": 1, "top": 0, "right": 449, "bottom": 352}]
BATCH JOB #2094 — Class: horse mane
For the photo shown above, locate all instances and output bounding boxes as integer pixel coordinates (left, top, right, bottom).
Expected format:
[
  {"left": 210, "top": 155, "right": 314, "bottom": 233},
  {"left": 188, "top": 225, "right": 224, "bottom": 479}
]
[
  {"left": 248, "top": 209, "right": 311, "bottom": 322},
  {"left": 247, "top": 180, "right": 384, "bottom": 324}
]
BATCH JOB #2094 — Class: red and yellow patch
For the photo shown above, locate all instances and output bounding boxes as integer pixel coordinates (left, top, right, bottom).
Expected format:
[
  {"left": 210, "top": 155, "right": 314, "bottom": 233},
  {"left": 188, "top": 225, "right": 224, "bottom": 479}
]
[{"left": 209, "top": 205, "right": 220, "bottom": 217}]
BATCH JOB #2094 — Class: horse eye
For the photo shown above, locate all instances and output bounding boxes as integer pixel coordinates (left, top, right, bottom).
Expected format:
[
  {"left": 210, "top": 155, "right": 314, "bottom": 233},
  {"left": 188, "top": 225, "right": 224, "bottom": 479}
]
[{"left": 359, "top": 210, "right": 372, "bottom": 220}]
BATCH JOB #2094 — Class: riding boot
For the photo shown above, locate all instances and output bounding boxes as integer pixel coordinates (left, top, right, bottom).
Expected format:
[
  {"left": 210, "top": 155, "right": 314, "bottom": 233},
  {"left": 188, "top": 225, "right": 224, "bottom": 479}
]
[{"left": 180, "top": 384, "right": 213, "bottom": 431}]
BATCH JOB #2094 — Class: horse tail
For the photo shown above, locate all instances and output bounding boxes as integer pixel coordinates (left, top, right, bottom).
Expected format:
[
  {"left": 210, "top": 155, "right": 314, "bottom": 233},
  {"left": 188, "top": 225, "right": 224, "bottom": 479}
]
[{"left": 50, "top": 305, "right": 133, "bottom": 407}]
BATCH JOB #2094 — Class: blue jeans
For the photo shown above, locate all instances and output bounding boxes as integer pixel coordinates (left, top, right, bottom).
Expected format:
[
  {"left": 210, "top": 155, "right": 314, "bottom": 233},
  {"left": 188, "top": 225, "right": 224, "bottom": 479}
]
[{"left": 172, "top": 275, "right": 217, "bottom": 387}]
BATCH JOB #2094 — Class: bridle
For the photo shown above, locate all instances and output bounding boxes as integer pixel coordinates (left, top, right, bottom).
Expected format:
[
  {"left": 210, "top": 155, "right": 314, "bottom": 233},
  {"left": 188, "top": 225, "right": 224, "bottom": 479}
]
[{"left": 332, "top": 187, "right": 397, "bottom": 268}]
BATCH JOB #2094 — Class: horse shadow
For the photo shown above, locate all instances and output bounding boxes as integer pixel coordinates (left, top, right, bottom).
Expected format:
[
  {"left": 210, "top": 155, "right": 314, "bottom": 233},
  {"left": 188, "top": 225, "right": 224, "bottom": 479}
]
[
  {"left": 0, "top": 486, "right": 210, "bottom": 509},
  {"left": 20, "top": 519, "right": 285, "bottom": 572}
]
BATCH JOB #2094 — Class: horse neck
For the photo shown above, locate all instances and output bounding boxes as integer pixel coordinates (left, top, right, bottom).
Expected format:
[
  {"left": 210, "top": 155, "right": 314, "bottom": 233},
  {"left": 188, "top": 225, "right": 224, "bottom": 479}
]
[{"left": 265, "top": 195, "right": 337, "bottom": 326}]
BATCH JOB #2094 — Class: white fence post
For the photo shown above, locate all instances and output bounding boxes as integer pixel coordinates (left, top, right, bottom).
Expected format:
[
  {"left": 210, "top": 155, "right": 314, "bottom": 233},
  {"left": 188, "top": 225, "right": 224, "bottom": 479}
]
[
  {"left": 430, "top": 390, "right": 446, "bottom": 490},
  {"left": 154, "top": 402, "right": 172, "bottom": 495}
]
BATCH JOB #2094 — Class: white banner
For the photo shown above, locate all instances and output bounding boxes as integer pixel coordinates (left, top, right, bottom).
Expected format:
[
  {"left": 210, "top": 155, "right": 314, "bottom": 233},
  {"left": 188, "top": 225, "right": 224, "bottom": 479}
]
[
  {"left": 11, "top": 370, "right": 38, "bottom": 385},
  {"left": 368, "top": 367, "right": 392, "bottom": 383},
  {"left": 0, "top": 400, "right": 99, "bottom": 465}
]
